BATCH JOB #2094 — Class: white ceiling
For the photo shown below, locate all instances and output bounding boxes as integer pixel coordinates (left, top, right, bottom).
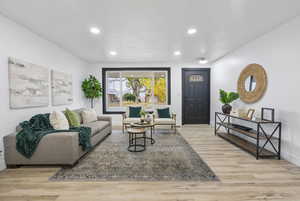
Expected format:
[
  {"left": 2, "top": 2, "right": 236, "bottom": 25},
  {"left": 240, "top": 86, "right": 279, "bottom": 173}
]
[{"left": 0, "top": 0, "right": 300, "bottom": 64}]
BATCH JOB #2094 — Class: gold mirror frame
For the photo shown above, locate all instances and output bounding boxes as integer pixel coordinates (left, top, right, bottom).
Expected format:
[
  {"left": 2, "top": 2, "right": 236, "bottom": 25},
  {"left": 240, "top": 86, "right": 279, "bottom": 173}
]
[{"left": 237, "top": 64, "right": 267, "bottom": 103}]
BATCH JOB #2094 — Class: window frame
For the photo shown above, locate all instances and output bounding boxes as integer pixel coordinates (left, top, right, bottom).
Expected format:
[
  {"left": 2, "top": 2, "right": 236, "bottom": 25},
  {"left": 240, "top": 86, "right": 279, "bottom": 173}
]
[{"left": 102, "top": 67, "right": 171, "bottom": 114}]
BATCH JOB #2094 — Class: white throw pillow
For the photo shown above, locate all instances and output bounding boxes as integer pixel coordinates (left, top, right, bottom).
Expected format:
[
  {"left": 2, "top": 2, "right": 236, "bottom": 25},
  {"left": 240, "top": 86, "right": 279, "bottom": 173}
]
[
  {"left": 49, "top": 111, "right": 69, "bottom": 130},
  {"left": 81, "top": 109, "right": 97, "bottom": 124}
]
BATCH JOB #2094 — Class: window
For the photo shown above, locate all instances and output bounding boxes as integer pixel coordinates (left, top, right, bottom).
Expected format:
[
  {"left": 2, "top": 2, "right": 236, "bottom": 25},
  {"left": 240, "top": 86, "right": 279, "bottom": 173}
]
[{"left": 102, "top": 68, "right": 171, "bottom": 113}]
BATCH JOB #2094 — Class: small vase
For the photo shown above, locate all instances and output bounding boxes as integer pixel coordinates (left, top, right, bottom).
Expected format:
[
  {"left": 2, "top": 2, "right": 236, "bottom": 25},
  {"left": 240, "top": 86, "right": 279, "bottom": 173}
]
[
  {"left": 222, "top": 104, "right": 232, "bottom": 114},
  {"left": 145, "top": 114, "right": 152, "bottom": 123}
]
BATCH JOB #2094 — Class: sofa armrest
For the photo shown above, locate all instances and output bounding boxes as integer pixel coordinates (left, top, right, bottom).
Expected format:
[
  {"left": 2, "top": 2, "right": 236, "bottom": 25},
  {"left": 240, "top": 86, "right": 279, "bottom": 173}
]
[
  {"left": 4, "top": 131, "right": 80, "bottom": 165},
  {"left": 97, "top": 115, "right": 112, "bottom": 125}
]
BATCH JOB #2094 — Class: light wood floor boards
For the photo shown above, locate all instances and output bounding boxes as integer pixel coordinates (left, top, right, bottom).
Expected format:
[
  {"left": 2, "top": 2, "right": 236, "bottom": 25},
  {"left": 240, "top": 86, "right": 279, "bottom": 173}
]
[{"left": 1, "top": 125, "right": 300, "bottom": 201}]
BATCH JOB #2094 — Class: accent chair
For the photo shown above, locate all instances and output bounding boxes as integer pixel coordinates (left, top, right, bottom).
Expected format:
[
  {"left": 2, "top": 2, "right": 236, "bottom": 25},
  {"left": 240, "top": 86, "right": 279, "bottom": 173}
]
[
  {"left": 153, "top": 105, "right": 176, "bottom": 133},
  {"left": 122, "top": 105, "right": 143, "bottom": 133}
]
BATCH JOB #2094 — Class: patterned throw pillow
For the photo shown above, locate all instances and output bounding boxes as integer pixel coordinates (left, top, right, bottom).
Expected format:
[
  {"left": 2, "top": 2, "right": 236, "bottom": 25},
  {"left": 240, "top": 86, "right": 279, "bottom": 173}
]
[
  {"left": 49, "top": 111, "right": 69, "bottom": 130},
  {"left": 157, "top": 108, "right": 171, "bottom": 118},
  {"left": 129, "top": 106, "right": 141, "bottom": 118},
  {"left": 64, "top": 108, "right": 80, "bottom": 127},
  {"left": 81, "top": 109, "right": 98, "bottom": 124}
]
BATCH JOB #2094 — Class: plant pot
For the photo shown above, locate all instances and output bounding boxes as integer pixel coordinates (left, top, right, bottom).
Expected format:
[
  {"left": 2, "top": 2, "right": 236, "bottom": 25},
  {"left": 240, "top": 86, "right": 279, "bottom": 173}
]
[
  {"left": 222, "top": 104, "right": 232, "bottom": 114},
  {"left": 140, "top": 116, "right": 145, "bottom": 123}
]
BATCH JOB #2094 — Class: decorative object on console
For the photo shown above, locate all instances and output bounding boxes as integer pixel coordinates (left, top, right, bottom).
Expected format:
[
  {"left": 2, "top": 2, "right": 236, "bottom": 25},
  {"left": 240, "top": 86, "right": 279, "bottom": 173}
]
[
  {"left": 8, "top": 57, "right": 49, "bottom": 109},
  {"left": 81, "top": 75, "right": 102, "bottom": 108},
  {"left": 219, "top": 89, "right": 239, "bottom": 114},
  {"left": 246, "top": 109, "right": 255, "bottom": 120},
  {"left": 238, "top": 109, "right": 246, "bottom": 118},
  {"left": 230, "top": 108, "right": 238, "bottom": 116},
  {"left": 51, "top": 70, "right": 73, "bottom": 106},
  {"left": 231, "top": 124, "right": 252, "bottom": 131},
  {"left": 238, "top": 64, "right": 267, "bottom": 103},
  {"left": 240, "top": 108, "right": 255, "bottom": 120},
  {"left": 261, "top": 107, "right": 275, "bottom": 122}
]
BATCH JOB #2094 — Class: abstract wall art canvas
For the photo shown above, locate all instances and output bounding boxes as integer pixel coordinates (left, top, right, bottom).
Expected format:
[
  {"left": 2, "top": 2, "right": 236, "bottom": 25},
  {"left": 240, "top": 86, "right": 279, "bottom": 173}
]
[
  {"left": 51, "top": 70, "right": 73, "bottom": 106},
  {"left": 8, "top": 57, "right": 50, "bottom": 109}
]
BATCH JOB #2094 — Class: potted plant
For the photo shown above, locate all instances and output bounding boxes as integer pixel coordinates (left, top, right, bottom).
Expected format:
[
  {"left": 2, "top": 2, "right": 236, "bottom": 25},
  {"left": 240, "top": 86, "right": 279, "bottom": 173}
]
[
  {"left": 140, "top": 110, "right": 146, "bottom": 123},
  {"left": 81, "top": 75, "right": 102, "bottom": 108},
  {"left": 219, "top": 89, "right": 239, "bottom": 114}
]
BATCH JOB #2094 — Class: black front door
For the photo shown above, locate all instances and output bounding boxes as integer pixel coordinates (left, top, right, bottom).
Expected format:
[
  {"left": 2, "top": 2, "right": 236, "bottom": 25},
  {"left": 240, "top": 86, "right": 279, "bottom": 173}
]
[{"left": 182, "top": 68, "right": 210, "bottom": 124}]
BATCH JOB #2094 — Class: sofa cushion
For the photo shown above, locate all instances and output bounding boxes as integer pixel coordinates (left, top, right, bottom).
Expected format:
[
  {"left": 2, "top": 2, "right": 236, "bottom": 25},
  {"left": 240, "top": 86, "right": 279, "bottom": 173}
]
[
  {"left": 64, "top": 108, "right": 80, "bottom": 127},
  {"left": 81, "top": 109, "right": 97, "bottom": 124},
  {"left": 154, "top": 118, "right": 175, "bottom": 125},
  {"left": 50, "top": 111, "right": 69, "bottom": 130},
  {"left": 73, "top": 109, "right": 84, "bottom": 124},
  {"left": 153, "top": 105, "right": 171, "bottom": 118},
  {"left": 82, "top": 121, "right": 110, "bottom": 136},
  {"left": 129, "top": 106, "right": 142, "bottom": 118},
  {"left": 157, "top": 107, "right": 171, "bottom": 118}
]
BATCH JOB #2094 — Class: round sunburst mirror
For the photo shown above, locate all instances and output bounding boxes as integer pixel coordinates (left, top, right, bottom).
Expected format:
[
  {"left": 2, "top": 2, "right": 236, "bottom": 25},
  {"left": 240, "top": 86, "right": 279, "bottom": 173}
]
[{"left": 237, "top": 64, "right": 267, "bottom": 103}]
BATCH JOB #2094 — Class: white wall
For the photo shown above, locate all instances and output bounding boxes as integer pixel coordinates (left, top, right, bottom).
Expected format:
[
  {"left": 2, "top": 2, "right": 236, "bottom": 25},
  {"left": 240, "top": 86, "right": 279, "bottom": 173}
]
[
  {"left": 211, "top": 16, "right": 300, "bottom": 166},
  {"left": 87, "top": 62, "right": 210, "bottom": 126},
  {"left": 0, "top": 14, "right": 89, "bottom": 170}
]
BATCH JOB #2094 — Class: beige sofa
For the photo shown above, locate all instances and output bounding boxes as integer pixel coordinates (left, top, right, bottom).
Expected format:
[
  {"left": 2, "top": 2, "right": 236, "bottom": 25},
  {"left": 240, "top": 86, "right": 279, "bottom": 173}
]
[{"left": 4, "top": 108, "right": 111, "bottom": 167}]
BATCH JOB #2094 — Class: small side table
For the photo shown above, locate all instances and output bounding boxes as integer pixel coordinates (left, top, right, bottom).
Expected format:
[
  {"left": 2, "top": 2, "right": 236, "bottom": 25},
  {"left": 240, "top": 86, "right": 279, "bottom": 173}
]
[
  {"left": 127, "top": 128, "right": 146, "bottom": 152},
  {"left": 130, "top": 122, "right": 155, "bottom": 144}
]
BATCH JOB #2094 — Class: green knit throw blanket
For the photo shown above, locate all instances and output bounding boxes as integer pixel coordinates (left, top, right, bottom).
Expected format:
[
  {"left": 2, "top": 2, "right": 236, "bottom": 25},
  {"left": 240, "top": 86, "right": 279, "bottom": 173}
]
[{"left": 16, "top": 113, "right": 92, "bottom": 158}]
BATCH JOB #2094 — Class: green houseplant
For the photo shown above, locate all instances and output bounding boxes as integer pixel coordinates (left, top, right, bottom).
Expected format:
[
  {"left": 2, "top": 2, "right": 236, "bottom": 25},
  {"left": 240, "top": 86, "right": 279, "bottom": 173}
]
[
  {"left": 82, "top": 75, "right": 102, "bottom": 108},
  {"left": 140, "top": 110, "right": 146, "bottom": 117},
  {"left": 219, "top": 89, "right": 239, "bottom": 114},
  {"left": 140, "top": 110, "right": 146, "bottom": 123}
]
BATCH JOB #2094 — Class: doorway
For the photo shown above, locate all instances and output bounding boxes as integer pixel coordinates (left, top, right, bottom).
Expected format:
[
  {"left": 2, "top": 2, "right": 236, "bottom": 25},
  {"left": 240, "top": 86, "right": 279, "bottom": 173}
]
[{"left": 182, "top": 68, "right": 210, "bottom": 124}]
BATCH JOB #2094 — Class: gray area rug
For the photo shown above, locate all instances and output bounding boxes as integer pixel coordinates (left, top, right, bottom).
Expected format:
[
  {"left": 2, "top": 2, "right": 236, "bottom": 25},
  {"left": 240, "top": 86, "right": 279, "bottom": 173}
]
[{"left": 50, "top": 130, "right": 218, "bottom": 181}]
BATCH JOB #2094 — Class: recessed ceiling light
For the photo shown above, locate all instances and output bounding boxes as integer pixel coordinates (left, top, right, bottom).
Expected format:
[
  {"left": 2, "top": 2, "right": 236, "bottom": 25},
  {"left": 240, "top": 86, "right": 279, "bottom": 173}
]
[
  {"left": 173, "top": 51, "right": 181, "bottom": 56},
  {"left": 109, "top": 51, "right": 117, "bottom": 56},
  {"left": 187, "top": 28, "right": 197, "bottom": 35},
  {"left": 89, "top": 27, "right": 100, "bottom": 35},
  {"left": 198, "top": 57, "right": 208, "bottom": 64}
]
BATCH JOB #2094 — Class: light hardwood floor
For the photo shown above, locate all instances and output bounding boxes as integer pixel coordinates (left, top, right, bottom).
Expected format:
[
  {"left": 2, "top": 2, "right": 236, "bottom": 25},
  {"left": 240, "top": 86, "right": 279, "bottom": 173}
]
[{"left": 1, "top": 125, "right": 300, "bottom": 201}]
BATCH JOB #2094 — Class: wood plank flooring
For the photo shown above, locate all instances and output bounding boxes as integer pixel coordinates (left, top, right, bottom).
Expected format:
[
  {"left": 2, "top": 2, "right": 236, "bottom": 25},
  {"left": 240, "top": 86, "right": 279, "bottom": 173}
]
[{"left": 1, "top": 125, "right": 300, "bottom": 201}]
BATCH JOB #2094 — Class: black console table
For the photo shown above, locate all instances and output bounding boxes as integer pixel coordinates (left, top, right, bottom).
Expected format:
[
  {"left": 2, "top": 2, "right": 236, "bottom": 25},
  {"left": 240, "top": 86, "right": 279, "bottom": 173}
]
[{"left": 215, "top": 112, "right": 281, "bottom": 159}]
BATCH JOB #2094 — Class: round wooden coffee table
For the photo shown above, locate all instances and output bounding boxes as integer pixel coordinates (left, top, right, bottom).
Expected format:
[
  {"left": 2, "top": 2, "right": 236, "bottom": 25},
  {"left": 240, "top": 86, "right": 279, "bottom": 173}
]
[
  {"left": 130, "top": 122, "right": 155, "bottom": 144},
  {"left": 127, "top": 127, "right": 146, "bottom": 152}
]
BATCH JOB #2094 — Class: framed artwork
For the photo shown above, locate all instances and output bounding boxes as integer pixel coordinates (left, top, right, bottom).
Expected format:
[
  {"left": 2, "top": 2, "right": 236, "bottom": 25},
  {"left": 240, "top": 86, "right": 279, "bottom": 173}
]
[
  {"left": 8, "top": 57, "right": 49, "bottom": 109},
  {"left": 261, "top": 108, "right": 275, "bottom": 122},
  {"left": 246, "top": 109, "right": 255, "bottom": 120},
  {"left": 51, "top": 70, "right": 73, "bottom": 106}
]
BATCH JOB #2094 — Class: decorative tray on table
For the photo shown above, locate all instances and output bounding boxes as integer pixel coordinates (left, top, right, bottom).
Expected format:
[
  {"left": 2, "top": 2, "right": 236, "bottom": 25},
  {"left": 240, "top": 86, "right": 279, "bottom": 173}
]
[{"left": 231, "top": 123, "right": 253, "bottom": 131}]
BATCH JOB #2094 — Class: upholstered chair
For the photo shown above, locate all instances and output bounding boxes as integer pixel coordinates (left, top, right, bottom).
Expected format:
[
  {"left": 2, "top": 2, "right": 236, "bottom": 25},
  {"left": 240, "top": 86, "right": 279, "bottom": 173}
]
[
  {"left": 122, "top": 105, "right": 144, "bottom": 133},
  {"left": 153, "top": 105, "right": 176, "bottom": 133}
]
